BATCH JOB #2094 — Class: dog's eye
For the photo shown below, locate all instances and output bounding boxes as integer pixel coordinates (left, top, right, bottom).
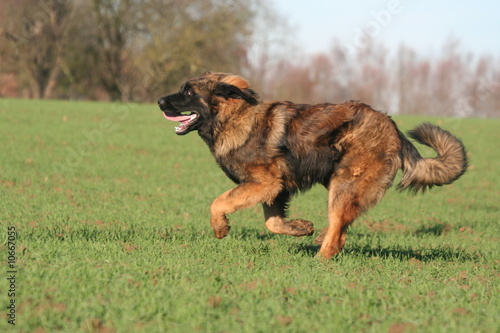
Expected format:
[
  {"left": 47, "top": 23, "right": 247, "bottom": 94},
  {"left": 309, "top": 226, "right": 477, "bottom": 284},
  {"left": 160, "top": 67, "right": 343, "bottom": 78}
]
[{"left": 184, "top": 89, "right": 193, "bottom": 96}]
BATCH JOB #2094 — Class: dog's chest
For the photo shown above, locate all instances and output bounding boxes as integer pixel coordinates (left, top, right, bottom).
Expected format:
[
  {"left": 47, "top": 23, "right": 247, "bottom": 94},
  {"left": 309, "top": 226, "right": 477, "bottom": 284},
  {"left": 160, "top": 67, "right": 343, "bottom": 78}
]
[{"left": 215, "top": 147, "right": 272, "bottom": 184}]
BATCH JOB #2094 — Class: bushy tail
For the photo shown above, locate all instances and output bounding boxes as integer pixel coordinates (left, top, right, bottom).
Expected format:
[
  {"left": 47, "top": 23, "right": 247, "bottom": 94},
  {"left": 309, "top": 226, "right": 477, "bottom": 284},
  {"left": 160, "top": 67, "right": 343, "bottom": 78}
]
[{"left": 397, "top": 123, "right": 468, "bottom": 193}]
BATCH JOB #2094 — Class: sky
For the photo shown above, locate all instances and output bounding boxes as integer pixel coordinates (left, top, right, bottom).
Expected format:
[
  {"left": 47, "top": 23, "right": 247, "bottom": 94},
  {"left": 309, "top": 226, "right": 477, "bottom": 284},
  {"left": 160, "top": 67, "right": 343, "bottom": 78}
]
[{"left": 271, "top": 0, "right": 500, "bottom": 56}]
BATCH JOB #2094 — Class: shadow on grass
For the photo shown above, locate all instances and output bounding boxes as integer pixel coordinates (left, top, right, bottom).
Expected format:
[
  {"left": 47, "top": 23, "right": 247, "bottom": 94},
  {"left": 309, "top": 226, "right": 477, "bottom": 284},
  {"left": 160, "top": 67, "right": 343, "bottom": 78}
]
[
  {"left": 26, "top": 225, "right": 287, "bottom": 243},
  {"left": 231, "top": 228, "right": 482, "bottom": 263},
  {"left": 414, "top": 223, "right": 452, "bottom": 237},
  {"left": 231, "top": 227, "right": 281, "bottom": 241},
  {"left": 32, "top": 225, "right": 480, "bottom": 263},
  {"left": 291, "top": 243, "right": 481, "bottom": 262}
]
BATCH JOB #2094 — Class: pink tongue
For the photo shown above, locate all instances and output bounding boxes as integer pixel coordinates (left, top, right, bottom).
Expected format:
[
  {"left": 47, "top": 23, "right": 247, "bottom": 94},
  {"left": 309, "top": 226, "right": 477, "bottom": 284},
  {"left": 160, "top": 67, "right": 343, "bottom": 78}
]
[{"left": 163, "top": 113, "right": 191, "bottom": 122}]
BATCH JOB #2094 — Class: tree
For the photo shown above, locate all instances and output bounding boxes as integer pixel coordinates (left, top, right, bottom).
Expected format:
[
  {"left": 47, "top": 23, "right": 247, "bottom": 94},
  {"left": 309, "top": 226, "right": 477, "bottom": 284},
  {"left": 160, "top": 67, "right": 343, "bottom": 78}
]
[
  {"left": 85, "top": 0, "right": 140, "bottom": 101},
  {"left": 1, "top": 0, "right": 264, "bottom": 101},
  {"left": 132, "top": 0, "right": 256, "bottom": 101},
  {"left": 0, "top": 0, "right": 75, "bottom": 98}
]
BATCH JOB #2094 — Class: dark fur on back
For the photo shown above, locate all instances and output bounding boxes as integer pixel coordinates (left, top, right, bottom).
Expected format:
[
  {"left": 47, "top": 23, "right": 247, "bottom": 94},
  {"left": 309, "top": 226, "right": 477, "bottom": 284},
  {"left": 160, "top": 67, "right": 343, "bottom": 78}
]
[{"left": 157, "top": 72, "right": 468, "bottom": 259}]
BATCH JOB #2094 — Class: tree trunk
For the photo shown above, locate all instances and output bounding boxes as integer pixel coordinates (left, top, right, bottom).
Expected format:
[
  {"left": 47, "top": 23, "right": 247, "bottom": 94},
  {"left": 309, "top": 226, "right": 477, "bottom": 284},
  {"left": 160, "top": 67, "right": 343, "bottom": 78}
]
[{"left": 43, "top": 55, "right": 62, "bottom": 99}]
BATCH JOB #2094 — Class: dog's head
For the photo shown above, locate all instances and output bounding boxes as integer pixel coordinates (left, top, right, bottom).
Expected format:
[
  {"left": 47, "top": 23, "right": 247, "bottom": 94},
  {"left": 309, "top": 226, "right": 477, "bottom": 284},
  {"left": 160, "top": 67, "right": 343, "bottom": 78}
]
[{"left": 158, "top": 72, "right": 259, "bottom": 135}]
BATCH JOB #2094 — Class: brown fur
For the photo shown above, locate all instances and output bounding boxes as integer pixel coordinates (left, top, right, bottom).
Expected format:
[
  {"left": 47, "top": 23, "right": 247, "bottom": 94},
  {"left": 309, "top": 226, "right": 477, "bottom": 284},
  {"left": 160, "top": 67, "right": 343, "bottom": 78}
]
[{"left": 158, "top": 72, "right": 468, "bottom": 259}]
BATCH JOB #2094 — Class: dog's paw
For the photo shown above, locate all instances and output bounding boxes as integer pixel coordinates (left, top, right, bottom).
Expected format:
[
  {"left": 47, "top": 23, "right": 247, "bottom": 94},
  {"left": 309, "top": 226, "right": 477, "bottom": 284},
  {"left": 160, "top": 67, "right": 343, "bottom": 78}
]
[
  {"left": 211, "top": 215, "right": 230, "bottom": 239},
  {"left": 286, "top": 219, "right": 314, "bottom": 237},
  {"left": 213, "top": 225, "right": 231, "bottom": 239},
  {"left": 314, "top": 227, "right": 328, "bottom": 245}
]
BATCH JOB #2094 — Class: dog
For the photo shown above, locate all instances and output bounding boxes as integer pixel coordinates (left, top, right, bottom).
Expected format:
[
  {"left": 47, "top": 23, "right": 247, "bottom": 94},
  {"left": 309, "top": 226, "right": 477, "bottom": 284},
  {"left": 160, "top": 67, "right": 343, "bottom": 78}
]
[{"left": 157, "top": 72, "right": 468, "bottom": 259}]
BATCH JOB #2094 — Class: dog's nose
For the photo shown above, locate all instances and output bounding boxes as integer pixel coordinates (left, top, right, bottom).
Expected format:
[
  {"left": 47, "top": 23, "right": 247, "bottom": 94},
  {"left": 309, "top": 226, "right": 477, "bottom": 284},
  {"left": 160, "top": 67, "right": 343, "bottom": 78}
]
[{"left": 158, "top": 97, "right": 167, "bottom": 108}]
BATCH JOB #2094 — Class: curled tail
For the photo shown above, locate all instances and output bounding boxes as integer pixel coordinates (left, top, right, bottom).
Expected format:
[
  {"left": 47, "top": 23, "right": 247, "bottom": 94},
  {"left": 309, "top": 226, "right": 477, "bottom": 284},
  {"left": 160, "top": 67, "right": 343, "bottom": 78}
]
[{"left": 397, "top": 123, "right": 468, "bottom": 193}]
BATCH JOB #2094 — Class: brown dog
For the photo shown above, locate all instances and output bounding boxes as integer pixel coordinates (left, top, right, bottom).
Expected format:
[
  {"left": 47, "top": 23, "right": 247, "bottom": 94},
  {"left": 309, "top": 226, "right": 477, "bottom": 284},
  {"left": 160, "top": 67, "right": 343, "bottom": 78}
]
[{"left": 158, "top": 72, "right": 468, "bottom": 259}]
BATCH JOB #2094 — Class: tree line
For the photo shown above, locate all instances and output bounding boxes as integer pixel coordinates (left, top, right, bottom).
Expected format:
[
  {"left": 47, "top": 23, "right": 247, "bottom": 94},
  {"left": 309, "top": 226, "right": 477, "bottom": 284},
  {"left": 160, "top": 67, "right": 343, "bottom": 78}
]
[
  {"left": 0, "top": 0, "right": 263, "bottom": 101},
  {"left": 1, "top": 0, "right": 498, "bottom": 117},
  {"left": 258, "top": 39, "right": 500, "bottom": 117}
]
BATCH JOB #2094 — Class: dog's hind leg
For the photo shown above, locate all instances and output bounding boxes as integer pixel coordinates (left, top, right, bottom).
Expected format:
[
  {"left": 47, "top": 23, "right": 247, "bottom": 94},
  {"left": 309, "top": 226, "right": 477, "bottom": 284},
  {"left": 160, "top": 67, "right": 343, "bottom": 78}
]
[
  {"left": 316, "top": 183, "right": 360, "bottom": 259},
  {"left": 317, "top": 161, "right": 396, "bottom": 259},
  {"left": 263, "top": 191, "right": 314, "bottom": 237}
]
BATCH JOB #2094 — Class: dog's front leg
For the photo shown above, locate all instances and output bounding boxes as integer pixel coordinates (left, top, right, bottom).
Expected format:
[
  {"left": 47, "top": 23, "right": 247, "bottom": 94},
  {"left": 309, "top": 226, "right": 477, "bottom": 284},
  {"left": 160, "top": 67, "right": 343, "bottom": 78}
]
[{"left": 210, "top": 181, "right": 282, "bottom": 239}]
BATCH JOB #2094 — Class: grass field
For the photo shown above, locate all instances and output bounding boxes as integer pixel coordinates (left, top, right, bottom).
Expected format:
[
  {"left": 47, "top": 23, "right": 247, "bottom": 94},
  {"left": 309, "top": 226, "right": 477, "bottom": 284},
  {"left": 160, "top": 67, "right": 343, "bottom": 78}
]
[{"left": 1, "top": 97, "right": 499, "bottom": 332}]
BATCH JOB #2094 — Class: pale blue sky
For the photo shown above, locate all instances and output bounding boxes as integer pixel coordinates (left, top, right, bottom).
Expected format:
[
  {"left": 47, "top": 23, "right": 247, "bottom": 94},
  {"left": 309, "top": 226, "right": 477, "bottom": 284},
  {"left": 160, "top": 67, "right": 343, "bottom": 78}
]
[{"left": 272, "top": 0, "right": 500, "bottom": 56}]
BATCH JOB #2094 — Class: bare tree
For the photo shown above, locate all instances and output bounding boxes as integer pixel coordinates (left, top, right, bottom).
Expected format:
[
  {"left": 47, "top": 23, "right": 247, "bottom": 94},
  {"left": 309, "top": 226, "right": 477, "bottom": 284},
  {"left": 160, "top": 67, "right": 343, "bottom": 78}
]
[
  {"left": 1, "top": 0, "right": 77, "bottom": 98},
  {"left": 132, "top": 0, "right": 257, "bottom": 100},
  {"left": 243, "top": 0, "right": 295, "bottom": 96},
  {"left": 83, "top": 0, "right": 141, "bottom": 101}
]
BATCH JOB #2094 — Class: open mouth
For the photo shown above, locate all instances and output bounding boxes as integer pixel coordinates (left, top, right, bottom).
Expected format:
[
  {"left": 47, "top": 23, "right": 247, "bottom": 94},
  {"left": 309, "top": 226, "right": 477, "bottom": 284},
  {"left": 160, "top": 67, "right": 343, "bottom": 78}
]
[{"left": 163, "top": 111, "right": 199, "bottom": 134}]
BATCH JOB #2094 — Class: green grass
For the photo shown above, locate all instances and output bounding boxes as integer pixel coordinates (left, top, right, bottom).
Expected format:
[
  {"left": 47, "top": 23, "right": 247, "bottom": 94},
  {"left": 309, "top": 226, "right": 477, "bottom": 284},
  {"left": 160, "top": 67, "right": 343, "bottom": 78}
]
[{"left": 1, "top": 98, "right": 499, "bottom": 332}]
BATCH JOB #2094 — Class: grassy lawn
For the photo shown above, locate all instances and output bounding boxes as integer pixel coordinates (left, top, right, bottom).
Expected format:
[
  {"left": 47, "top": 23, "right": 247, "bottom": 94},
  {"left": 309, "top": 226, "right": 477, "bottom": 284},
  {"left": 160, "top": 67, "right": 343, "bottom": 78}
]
[{"left": 1, "top": 98, "right": 499, "bottom": 332}]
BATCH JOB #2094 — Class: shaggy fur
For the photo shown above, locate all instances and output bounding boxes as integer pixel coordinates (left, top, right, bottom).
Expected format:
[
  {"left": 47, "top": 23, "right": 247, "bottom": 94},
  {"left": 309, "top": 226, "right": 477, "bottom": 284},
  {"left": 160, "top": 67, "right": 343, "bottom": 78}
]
[{"left": 158, "top": 72, "right": 468, "bottom": 259}]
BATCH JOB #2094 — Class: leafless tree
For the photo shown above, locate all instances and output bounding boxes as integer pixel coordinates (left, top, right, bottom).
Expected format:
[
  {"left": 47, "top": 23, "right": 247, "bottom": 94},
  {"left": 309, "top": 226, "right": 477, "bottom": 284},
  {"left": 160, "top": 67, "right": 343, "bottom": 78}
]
[{"left": 1, "top": 0, "right": 75, "bottom": 98}]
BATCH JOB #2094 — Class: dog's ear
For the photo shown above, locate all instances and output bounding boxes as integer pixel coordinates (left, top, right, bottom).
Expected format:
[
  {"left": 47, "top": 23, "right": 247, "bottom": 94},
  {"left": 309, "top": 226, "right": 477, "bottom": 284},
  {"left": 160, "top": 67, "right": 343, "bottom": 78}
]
[{"left": 213, "top": 82, "right": 259, "bottom": 105}]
